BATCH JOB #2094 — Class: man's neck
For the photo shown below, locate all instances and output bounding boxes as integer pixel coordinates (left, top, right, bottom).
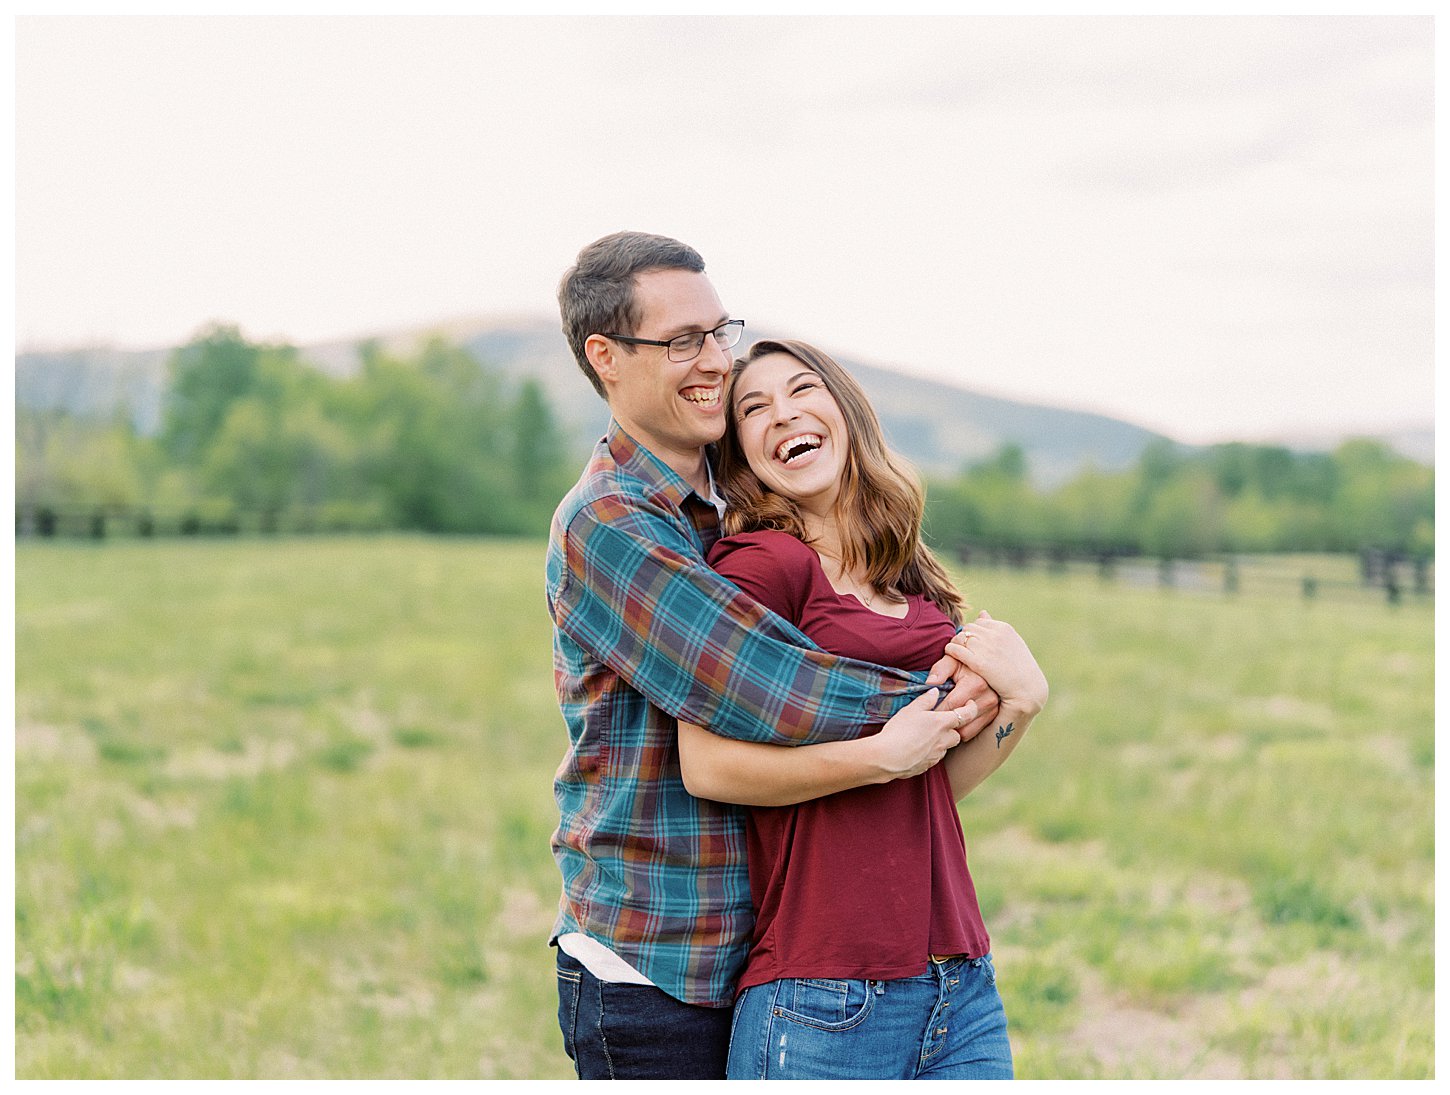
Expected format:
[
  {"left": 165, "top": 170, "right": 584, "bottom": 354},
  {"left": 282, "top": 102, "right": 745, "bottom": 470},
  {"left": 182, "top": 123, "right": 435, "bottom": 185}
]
[
  {"left": 671, "top": 450, "right": 712, "bottom": 497},
  {"left": 616, "top": 423, "right": 711, "bottom": 496}
]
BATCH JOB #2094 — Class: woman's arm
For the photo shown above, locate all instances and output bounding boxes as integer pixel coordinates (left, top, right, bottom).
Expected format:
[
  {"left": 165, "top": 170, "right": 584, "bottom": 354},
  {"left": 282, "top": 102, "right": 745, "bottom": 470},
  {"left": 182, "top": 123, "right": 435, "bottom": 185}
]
[
  {"left": 678, "top": 687, "right": 970, "bottom": 807},
  {"left": 940, "top": 611, "right": 1048, "bottom": 800}
]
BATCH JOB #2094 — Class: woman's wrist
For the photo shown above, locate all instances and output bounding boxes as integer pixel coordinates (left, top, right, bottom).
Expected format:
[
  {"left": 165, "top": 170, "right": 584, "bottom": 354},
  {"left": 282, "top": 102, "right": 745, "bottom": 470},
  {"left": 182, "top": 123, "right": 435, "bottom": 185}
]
[{"left": 997, "top": 695, "right": 1045, "bottom": 722}]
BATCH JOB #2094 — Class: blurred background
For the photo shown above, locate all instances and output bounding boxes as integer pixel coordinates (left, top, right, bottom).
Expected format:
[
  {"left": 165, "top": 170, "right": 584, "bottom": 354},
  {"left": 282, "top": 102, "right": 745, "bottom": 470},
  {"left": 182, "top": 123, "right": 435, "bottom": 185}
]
[{"left": 13, "top": 15, "right": 1434, "bottom": 1079}]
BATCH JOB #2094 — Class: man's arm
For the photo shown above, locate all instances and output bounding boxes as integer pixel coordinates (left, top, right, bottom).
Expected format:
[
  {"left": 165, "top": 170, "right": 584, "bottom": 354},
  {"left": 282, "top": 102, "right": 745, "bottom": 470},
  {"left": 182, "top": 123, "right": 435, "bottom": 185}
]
[{"left": 550, "top": 494, "right": 923, "bottom": 746}]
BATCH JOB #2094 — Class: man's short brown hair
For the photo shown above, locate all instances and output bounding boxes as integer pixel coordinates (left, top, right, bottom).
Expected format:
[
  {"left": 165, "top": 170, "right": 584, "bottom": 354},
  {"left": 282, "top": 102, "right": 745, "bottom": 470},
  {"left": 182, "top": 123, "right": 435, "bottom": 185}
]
[{"left": 557, "top": 231, "right": 705, "bottom": 398}]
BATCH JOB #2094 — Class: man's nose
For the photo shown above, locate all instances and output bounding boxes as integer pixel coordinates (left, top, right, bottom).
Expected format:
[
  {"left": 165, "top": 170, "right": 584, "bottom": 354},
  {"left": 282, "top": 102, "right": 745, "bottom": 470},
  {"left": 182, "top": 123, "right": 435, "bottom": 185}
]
[{"left": 695, "top": 334, "right": 731, "bottom": 374}]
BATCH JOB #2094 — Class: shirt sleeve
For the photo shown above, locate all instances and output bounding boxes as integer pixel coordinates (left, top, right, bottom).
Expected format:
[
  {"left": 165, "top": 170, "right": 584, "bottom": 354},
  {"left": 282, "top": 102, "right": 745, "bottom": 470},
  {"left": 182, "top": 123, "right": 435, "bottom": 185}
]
[{"left": 548, "top": 492, "right": 929, "bottom": 746}]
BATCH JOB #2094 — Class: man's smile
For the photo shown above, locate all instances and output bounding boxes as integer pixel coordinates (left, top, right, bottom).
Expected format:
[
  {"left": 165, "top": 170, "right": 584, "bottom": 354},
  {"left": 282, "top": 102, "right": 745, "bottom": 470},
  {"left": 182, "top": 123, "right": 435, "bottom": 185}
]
[{"left": 681, "top": 385, "right": 721, "bottom": 407}]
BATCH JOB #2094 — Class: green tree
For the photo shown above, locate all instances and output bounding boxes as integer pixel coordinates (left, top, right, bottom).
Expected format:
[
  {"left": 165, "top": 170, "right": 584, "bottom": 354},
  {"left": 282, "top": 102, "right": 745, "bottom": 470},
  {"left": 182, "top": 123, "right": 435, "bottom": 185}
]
[
  {"left": 16, "top": 410, "right": 147, "bottom": 513},
  {"left": 1329, "top": 440, "right": 1433, "bottom": 553},
  {"left": 1222, "top": 488, "right": 1281, "bottom": 552},
  {"left": 925, "top": 444, "right": 1042, "bottom": 553},
  {"left": 345, "top": 338, "right": 514, "bottom": 533},
  {"left": 192, "top": 344, "right": 354, "bottom": 524},
  {"left": 508, "top": 378, "right": 573, "bottom": 526},
  {"left": 1141, "top": 470, "right": 1225, "bottom": 559},
  {"left": 160, "top": 325, "right": 266, "bottom": 463},
  {"left": 1044, "top": 467, "right": 1136, "bottom": 552},
  {"left": 510, "top": 380, "right": 560, "bottom": 500}
]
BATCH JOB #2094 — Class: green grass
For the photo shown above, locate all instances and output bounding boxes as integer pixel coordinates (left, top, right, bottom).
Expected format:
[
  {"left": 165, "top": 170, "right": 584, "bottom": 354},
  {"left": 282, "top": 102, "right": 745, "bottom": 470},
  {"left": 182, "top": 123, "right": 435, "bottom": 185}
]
[{"left": 15, "top": 537, "right": 1434, "bottom": 1078}]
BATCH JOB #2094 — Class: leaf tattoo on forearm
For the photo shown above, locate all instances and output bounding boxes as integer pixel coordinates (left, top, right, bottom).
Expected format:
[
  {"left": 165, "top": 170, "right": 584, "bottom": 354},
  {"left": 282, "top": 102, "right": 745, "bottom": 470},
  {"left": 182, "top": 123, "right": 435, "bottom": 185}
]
[{"left": 995, "top": 721, "right": 1015, "bottom": 748}]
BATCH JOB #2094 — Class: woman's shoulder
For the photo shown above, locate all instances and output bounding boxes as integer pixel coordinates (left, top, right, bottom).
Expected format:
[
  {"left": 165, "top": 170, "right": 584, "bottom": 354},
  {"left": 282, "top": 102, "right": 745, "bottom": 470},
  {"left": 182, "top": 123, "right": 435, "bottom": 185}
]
[
  {"left": 707, "top": 528, "right": 817, "bottom": 572},
  {"left": 706, "top": 529, "right": 818, "bottom": 622}
]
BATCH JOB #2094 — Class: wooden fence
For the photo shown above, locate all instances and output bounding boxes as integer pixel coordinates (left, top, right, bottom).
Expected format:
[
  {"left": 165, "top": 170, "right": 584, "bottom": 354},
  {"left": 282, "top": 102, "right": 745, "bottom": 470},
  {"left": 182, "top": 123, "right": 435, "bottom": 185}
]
[
  {"left": 13, "top": 505, "right": 1433, "bottom": 604},
  {"left": 14, "top": 504, "right": 380, "bottom": 540},
  {"left": 950, "top": 543, "right": 1432, "bottom": 605}
]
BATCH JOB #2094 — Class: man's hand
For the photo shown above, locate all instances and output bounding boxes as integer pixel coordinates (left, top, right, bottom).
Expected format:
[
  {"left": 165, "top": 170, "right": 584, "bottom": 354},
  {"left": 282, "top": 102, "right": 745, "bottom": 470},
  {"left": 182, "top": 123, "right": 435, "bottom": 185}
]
[
  {"left": 926, "top": 650, "right": 1001, "bottom": 741},
  {"left": 868, "top": 688, "right": 974, "bottom": 782}
]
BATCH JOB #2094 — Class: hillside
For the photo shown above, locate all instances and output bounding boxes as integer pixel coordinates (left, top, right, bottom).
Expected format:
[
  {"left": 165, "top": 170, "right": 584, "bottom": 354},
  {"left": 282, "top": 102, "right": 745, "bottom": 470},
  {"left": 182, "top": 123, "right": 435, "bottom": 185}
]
[{"left": 14, "top": 318, "right": 1431, "bottom": 485}]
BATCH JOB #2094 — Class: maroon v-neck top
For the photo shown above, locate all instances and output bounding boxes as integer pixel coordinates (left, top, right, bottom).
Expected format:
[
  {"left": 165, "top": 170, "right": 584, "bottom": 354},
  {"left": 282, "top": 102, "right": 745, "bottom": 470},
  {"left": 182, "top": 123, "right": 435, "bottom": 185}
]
[{"left": 706, "top": 530, "right": 991, "bottom": 993}]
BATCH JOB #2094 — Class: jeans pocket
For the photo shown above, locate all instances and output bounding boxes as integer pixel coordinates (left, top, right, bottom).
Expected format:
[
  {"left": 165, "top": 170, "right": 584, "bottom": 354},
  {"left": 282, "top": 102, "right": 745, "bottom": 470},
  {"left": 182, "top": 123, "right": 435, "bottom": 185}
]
[
  {"left": 778, "top": 977, "right": 875, "bottom": 1031},
  {"left": 979, "top": 953, "right": 998, "bottom": 988},
  {"left": 555, "top": 961, "right": 583, "bottom": 1071}
]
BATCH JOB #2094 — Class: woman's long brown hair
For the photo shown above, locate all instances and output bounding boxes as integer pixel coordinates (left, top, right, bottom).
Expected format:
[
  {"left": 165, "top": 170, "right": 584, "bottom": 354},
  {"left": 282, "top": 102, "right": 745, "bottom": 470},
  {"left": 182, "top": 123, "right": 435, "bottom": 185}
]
[{"left": 716, "top": 338, "right": 965, "bottom": 625}]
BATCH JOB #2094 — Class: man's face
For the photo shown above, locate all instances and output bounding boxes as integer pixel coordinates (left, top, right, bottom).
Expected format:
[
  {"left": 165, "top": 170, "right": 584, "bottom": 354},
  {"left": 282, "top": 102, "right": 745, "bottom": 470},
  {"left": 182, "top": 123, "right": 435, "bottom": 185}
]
[{"left": 598, "top": 268, "right": 733, "bottom": 477}]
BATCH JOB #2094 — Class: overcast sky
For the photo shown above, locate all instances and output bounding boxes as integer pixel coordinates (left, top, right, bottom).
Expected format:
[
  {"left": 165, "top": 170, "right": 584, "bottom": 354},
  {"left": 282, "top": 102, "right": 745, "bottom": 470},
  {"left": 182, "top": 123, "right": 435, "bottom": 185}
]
[{"left": 14, "top": 15, "right": 1434, "bottom": 444}]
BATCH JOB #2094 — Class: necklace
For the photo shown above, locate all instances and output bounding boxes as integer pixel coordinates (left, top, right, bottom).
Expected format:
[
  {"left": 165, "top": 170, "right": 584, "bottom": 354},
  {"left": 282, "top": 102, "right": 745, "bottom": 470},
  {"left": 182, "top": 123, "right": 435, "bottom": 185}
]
[{"left": 818, "top": 550, "right": 888, "bottom": 611}]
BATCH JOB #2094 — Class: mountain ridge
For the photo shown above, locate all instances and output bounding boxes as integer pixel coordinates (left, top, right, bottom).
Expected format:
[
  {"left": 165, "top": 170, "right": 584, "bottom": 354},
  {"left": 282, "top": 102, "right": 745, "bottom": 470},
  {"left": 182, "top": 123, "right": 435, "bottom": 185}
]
[{"left": 14, "top": 316, "right": 1432, "bottom": 484}]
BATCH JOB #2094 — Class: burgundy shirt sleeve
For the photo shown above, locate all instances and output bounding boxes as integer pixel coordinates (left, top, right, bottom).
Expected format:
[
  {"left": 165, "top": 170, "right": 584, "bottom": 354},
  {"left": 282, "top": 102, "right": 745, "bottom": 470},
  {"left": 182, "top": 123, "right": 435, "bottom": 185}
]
[{"left": 706, "top": 530, "right": 814, "bottom": 627}]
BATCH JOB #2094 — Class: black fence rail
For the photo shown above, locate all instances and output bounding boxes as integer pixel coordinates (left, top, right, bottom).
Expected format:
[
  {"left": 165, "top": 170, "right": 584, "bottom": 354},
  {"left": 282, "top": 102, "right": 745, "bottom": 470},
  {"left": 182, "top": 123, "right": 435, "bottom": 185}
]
[
  {"left": 949, "top": 542, "right": 1433, "bottom": 605},
  {"left": 14, "top": 503, "right": 383, "bottom": 540},
  {"left": 14, "top": 506, "right": 1434, "bottom": 604}
]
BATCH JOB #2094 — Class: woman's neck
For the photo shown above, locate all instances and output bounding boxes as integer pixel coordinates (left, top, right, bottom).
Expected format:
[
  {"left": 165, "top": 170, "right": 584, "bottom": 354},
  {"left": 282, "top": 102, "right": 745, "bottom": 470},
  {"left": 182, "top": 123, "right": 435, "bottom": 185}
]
[
  {"left": 804, "top": 512, "right": 907, "bottom": 616},
  {"left": 804, "top": 511, "right": 861, "bottom": 585},
  {"left": 800, "top": 508, "right": 840, "bottom": 560}
]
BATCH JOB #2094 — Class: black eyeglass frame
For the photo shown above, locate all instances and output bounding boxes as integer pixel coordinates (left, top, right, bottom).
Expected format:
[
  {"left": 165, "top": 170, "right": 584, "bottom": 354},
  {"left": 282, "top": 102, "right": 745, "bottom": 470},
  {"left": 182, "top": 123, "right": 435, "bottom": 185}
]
[{"left": 601, "top": 319, "right": 746, "bottom": 362}]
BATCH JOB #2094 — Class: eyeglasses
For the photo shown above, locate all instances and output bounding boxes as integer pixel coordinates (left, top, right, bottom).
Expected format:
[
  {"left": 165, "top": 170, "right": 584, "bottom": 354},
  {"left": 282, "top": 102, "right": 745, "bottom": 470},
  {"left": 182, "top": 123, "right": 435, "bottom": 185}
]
[{"left": 602, "top": 319, "right": 745, "bottom": 363}]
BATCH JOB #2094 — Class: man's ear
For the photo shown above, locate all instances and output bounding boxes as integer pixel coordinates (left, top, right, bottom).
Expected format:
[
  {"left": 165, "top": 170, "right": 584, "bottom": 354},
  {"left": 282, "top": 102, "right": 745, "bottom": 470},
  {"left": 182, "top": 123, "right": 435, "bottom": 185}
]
[{"left": 585, "top": 334, "right": 621, "bottom": 386}]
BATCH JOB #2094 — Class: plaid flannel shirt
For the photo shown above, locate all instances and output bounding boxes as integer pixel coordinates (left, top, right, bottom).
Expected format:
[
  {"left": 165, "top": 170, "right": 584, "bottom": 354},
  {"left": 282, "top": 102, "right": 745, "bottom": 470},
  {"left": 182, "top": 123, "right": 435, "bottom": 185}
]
[{"left": 545, "top": 421, "right": 931, "bottom": 1006}]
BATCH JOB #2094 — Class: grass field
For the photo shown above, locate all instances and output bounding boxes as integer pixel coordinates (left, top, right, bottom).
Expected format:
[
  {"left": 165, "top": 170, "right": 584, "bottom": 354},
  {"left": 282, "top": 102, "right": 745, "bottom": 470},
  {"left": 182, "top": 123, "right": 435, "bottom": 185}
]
[{"left": 15, "top": 536, "right": 1435, "bottom": 1078}]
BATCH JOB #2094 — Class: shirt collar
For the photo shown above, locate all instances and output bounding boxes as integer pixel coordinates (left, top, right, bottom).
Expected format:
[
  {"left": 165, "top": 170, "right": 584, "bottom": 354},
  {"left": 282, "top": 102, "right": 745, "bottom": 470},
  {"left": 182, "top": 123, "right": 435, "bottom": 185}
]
[{"left": 605, "top": 419, "right": 718, "bottom": 512}]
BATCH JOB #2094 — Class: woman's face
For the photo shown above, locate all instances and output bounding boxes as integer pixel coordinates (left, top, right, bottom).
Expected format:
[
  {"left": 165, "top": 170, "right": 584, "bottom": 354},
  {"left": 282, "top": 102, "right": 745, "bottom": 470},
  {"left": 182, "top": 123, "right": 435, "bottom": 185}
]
[{"left": 730, "top": 351, "right": 850, "bottom": 518}]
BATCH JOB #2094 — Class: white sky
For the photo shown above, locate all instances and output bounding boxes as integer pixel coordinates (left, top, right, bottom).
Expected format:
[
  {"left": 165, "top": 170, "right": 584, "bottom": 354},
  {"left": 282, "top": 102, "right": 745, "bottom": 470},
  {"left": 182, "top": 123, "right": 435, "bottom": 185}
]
[{"left": 13, "top": 14, "right": 1436, "bottom": 444}]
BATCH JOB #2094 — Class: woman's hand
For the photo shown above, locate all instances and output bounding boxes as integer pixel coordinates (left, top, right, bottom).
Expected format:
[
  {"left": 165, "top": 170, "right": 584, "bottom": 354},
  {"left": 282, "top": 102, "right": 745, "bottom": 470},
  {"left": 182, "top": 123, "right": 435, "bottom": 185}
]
[
  {"left": 943, "top": 611, "right": 1048, "bottom": 718},
  {"left": 926, "top": 653, "right": 1001, "bottom": 738}
]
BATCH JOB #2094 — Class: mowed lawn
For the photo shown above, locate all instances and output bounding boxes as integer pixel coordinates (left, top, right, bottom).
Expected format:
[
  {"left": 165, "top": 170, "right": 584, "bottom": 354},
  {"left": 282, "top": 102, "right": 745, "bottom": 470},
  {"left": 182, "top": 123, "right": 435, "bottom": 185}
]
[{"left": 15, "top": 537, "right": 1434, "bottom": 1079}]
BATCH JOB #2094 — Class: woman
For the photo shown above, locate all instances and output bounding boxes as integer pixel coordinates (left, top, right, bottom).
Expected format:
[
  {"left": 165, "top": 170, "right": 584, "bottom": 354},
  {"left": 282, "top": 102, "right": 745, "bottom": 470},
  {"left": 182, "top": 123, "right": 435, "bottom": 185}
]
[{"left": 676, "top": 339, "right": 1048, "bottom": 1080}]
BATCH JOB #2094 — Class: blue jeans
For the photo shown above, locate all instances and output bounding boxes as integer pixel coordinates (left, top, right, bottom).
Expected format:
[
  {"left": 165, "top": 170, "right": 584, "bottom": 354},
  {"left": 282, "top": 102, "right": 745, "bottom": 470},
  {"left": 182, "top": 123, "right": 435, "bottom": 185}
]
[
  {"left": 726, "top": 955, "right": 1013, "bottom": 1080},
  {"left": 554, "top": 948, "right": 733, "bottom": 1079}
]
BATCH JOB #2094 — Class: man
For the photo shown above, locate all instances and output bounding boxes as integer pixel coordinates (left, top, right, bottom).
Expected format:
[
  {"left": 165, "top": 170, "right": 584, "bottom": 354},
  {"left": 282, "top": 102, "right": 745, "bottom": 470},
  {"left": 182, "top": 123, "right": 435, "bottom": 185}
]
[{"left": 546, "top": 231, "right": 997, "bottom": 1079}]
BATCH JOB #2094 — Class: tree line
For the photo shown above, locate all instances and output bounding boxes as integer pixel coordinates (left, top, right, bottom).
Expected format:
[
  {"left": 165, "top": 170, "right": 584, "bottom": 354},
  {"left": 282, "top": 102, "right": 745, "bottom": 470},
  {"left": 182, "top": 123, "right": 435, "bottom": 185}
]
[
  {"left": 15, "top": 325, "right": 1434, "bottom": 559},
  {"left": 16, "top": 325, "right": 577, "bottom": 537},
  {"left": 925, "top": 437, "right": 1433, "bottom": 561}
]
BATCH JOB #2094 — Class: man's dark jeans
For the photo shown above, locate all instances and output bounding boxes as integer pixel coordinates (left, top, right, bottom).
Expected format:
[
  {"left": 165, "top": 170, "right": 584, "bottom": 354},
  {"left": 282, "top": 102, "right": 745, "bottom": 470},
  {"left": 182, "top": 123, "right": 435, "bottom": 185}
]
[{"left": 555, "top": 948, "right": 732, "bottom": 1079}]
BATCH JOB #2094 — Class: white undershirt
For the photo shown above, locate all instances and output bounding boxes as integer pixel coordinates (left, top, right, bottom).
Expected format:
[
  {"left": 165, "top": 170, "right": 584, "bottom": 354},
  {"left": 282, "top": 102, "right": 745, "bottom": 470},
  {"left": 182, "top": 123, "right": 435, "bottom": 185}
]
[
  {"left": 557, "top": 932, "right": 656, "bottom": 985},
  {"left": 706, "top": 462, "right": 727, "bottom": 520},
  {"left": 557, "top": 464, "right": 728, "bottom": 988}
]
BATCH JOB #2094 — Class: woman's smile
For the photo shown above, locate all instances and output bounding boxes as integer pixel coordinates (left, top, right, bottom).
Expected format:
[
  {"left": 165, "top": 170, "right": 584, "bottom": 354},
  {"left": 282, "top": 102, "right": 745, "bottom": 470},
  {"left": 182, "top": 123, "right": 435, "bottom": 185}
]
[
  {"left": 773, "top": 432, "right": 824, "bottom": 465},
  {"left": 733, "top": 352, "right": 849, "bottom": 515}
]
